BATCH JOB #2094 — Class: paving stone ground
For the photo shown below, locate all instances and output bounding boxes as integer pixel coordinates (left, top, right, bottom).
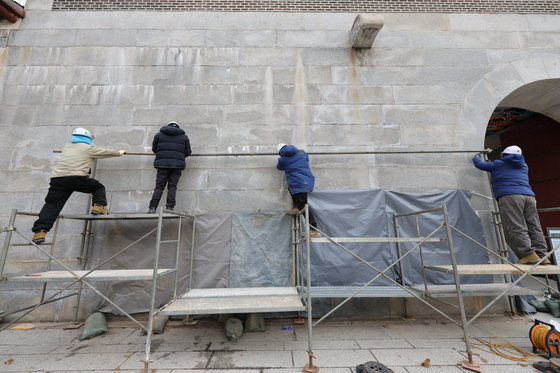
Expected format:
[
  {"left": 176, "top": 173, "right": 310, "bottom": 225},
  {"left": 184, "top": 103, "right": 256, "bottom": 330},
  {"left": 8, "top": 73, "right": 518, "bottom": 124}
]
[{"left": 0, "top": 314, "right": 554, "bottom": 372}]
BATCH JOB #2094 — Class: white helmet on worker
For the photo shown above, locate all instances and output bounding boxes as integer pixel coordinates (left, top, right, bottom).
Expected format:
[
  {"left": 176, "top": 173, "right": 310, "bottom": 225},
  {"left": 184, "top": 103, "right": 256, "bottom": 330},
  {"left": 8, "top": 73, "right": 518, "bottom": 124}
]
[
  {"left": 167, "top": 121, "right": 179, "bottom": 128},
  {"left": 72, "top": 127, "right": 93, "bottom": 139},
  {"left": 277, "top": 143, "right": 287, "bottom": 152},
  {"left": 501, "top": 145, "right": 522, "bottom": 156}
]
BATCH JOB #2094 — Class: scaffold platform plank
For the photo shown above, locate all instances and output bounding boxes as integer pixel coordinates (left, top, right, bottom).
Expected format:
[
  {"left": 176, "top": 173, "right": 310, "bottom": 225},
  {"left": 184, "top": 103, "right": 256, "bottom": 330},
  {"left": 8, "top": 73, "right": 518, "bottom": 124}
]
[
  {"left": 159, "top": 287, "right": 305, "bottom": 315},
  {"left": 309, "top": 283, "right": 539, "bottom": 298},
  {"left": 58, "top": 212, "right": 190, "bottom": 220},
  {"left": 426, "top": 264, "right": 560, "bottom": 275},
  {"left": 7, "top": 269, "right": 175, "bottom": 282},
  {"left": 310, "top": 236, "right": 443, "bottom": 243}
]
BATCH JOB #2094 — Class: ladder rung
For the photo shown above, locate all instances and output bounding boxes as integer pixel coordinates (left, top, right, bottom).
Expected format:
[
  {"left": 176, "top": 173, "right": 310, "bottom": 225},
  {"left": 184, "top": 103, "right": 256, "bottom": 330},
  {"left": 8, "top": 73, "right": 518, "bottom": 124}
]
[{"left": 160, "top": 240, "right": 178, "bottom": 244}]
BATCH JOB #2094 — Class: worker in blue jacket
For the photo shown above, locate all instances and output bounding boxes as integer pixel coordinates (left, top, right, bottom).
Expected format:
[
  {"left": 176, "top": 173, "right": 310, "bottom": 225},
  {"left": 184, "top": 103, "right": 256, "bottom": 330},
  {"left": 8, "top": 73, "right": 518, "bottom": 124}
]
[
  {"left": 276, "top": 144, "right": 318, "bottom": 237},
  {"left": 473, "top": 145, "right": 549, "bottom": 265}
]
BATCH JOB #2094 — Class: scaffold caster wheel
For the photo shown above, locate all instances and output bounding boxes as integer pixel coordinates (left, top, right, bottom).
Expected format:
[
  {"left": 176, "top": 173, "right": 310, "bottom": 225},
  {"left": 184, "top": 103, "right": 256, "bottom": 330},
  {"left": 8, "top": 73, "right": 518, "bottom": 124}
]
[
  {"left": 302, "top": 363, "right": 320, "bottom": 373},
  {"left": 461, "top": 360, "right": 483, "bottom": 373}
]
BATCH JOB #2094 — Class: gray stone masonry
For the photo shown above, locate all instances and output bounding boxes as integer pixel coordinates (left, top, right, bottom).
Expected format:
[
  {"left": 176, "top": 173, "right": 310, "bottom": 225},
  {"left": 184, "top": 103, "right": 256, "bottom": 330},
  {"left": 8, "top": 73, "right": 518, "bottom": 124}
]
[
  {"left": 1, "top": 1, "right": 560, "bottom": 321},
  {"left": 0, "top": 314, "right": 553, "bottom": 372}
]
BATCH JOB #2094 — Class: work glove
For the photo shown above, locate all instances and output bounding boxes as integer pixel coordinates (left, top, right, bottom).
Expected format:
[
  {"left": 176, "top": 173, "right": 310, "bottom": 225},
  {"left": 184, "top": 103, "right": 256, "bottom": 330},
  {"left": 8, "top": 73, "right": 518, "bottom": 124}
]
[{"left": 119, "top": 150, "right": 127, "bottom": 155}]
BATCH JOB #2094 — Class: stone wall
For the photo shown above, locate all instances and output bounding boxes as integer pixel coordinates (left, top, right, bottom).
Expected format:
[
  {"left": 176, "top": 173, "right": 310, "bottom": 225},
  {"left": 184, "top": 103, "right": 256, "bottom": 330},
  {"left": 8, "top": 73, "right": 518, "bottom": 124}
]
[{"left": 1, "top": 0, "right": 560, "bottom": 320}]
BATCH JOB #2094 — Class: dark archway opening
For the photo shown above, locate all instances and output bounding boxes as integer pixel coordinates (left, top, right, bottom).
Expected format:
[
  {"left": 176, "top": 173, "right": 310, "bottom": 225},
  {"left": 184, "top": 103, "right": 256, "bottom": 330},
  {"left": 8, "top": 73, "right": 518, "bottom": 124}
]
[{"left": 484, "top": 107, "right": 560, "bottom": 233}]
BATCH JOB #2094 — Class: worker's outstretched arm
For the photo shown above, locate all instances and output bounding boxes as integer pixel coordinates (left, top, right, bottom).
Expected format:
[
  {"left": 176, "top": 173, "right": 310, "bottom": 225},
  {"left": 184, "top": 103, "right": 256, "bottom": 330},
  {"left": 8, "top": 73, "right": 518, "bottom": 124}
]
[
  {"left": 88, "top": 146, "right": 122, "bottom": 158},
  {"left": 472, "top": 154, "right": 497, "bottom": 171}
]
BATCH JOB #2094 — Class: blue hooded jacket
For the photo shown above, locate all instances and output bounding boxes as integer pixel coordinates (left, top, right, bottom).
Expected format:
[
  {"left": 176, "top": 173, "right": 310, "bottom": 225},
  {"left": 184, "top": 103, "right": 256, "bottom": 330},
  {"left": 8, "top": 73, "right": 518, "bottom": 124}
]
[
  {"left": 472, "top": 154, "right": 534, "bottom": 199},
  {"left": 276, "top": 145, "right": 315, "bottom": 194}
]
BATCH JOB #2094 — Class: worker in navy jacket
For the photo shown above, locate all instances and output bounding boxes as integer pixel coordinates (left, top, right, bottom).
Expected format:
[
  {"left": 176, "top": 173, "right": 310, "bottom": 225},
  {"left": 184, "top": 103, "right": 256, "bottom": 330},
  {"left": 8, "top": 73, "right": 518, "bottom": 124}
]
[
  {"left": 149, "top": 121, "right": 191, "bottom": 212},
  {"left": 473, "top": 145, "right": 549, "bottom": 265},
  {"left": 276, "top": 144, "right": 318, "bottom": 236}
]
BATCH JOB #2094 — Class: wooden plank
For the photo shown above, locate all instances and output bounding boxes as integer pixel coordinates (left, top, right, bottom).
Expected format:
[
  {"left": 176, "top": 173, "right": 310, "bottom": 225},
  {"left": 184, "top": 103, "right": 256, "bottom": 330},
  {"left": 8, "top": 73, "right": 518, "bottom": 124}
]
[
  {"left": 8, "top": 269, "right": 175, "bottom": 282},
  {"left": 0, "top": 0, "right": 25, "bottom": 18},
  {"left": 160, "top": 295, "right": 305, "bottom": 315},
  {"left": 426, "top": 264, "right": 560, "bottom": 275},
  {"left": 0, "top": 3, "right": 18, "bottom": 23},
  {"left": 182, "top": 287, "right": 299, "bottom": 299}
]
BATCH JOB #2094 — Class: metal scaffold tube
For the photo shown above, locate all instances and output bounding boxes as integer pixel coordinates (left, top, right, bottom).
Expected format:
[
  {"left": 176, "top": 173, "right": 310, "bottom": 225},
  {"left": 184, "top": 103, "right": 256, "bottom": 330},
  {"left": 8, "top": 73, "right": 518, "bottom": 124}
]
[{"left": 54, "top": 149, "right": 490, "bottom": 157}]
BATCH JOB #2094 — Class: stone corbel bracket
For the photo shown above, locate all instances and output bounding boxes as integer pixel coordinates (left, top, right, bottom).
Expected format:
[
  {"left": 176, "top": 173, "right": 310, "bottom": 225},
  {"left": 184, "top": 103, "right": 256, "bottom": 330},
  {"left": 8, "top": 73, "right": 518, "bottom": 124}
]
[{"left": 350, "top": 14, "right": 384, "bottom": 49}]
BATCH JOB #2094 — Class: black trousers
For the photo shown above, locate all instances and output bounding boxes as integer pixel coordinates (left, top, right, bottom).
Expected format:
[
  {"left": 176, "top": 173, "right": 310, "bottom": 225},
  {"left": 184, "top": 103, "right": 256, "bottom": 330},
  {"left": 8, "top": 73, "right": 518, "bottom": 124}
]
[
  {"left": 32, "top": 176, "right": 107, "bottom": 232},
  {"left": 149, "top": 168, "right": 182, "bottom": 209},
  {"left": 291, "top": 192, "right": 317, "bottom": 227}
]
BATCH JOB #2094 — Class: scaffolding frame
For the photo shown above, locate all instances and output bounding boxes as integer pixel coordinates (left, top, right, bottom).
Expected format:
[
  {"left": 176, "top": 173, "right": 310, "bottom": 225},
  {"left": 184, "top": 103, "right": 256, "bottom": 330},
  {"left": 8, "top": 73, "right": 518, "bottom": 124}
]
[
  {"left": 296, "top": 202, "right": 560, "bottom": 370},
  {"left": 0, "top": 207, "right": 195, "bottom": 370}
]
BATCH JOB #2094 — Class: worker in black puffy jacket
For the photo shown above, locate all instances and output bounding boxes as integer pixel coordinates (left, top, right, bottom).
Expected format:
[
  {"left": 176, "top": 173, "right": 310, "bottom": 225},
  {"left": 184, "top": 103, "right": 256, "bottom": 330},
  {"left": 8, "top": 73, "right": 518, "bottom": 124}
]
[{"left": 148, "top": 121, "right": 191, "bottom": 212}]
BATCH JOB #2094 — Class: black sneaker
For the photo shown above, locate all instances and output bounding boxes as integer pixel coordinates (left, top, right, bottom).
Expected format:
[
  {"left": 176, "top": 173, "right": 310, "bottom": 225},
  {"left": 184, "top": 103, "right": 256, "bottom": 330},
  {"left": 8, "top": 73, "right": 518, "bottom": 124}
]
[
  {"left": 166, "top": 207, "right": 174, "bottom": 211},
  {"left": 148, "top": 207, "right": 157, "bottom": 214}
]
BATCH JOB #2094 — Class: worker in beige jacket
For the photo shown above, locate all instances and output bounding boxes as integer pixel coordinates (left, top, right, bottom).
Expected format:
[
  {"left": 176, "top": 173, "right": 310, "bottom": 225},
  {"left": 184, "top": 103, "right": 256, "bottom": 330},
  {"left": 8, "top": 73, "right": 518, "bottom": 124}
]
[{"left": 31, "top": 128, "right": 126, "bottom": 244}]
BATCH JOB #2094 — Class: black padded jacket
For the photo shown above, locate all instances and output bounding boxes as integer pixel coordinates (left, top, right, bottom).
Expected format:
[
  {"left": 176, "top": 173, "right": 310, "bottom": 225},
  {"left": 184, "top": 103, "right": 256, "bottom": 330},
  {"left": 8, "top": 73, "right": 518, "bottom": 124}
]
[{"left": 152, "top": 125, "right": 192, "bottom": 169}]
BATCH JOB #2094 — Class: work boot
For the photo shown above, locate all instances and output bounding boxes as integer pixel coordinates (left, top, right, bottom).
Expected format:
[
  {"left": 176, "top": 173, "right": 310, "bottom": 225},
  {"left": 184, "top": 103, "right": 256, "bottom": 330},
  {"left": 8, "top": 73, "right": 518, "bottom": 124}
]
[
  {"left": 165, "top": 206, "right": 174, "bottom": 211},
  {"left": 91, "top": 204, "right": 108, "bottom": 215},
  {"left": 148, "top": 207, "right": 157, "bottom": 214},
  {"left": 517, "top": 251, "right": 542, "bottom": 265},
  {"left": 31, "top": 230, "right": 47, "bottom": 244},
  {"left": 309, "top": 231, "right": 320, "bottom": 238},
  {"left": 539, "top": 256, "right": 552, "bottom": 265},
  {"left": 289, "top": 208, "right": 300, "bottom": 215}
]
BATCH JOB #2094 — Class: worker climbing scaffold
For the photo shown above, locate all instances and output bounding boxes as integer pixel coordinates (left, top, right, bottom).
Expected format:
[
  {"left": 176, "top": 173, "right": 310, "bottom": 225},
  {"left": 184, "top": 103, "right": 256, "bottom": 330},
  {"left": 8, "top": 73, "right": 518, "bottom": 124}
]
[{"left": 31, "top": 128, "right": 127, "bottom": 244}]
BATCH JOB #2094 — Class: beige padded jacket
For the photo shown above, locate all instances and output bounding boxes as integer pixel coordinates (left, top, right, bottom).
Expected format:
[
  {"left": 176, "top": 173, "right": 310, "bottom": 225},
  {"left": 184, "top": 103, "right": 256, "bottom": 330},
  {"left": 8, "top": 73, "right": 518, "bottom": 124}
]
[{"left": 52, "top": 142, "right": 121, "bottom": 178}]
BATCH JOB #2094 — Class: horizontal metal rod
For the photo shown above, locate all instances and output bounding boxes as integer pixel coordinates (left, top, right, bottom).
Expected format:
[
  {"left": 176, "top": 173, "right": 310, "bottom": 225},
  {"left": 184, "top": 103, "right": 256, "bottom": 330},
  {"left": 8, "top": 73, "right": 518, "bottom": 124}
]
[
  {"left": 0, "top": 292, "right": 78, "bottom": 319},
  {"left": 53, "top": 149, "right": 489, "bottom": 157},
  {"left": 394, "top": 206, "right": 444, "bottom": 218},
  {"left": 311, "top": 237, "right": 443, "bottom": 243},
  {"left": 538, "top": 207, "right": 560, "bottom": 213}
]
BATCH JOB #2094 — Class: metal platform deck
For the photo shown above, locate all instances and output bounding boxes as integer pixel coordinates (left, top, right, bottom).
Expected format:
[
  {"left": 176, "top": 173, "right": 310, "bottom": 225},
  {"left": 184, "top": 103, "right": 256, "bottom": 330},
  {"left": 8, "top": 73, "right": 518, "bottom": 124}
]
[
  {"left": 57, "top": 212, "right": 189, "bottom": 220},
  {"left": 159, "top": 287, "right": 305, "bottom": 315},
  {"left": 426, "top": 264, "right": 560, "bottom": 275},
  {"left": 309, "top": 283, "right": 540, "bottom": 298},
  {"left": 7, "top": 269, "right": 175, "bottom": 282}
]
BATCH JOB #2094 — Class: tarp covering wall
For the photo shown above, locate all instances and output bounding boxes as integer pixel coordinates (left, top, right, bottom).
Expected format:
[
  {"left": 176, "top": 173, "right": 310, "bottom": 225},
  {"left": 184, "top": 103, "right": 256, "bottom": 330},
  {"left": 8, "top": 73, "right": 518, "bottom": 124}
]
[
  {"left": 93, "top": 189, "right": 491, "bottom": 315},
  {"left": 309, "top": 189, "right": 492, "bottom": 287}
]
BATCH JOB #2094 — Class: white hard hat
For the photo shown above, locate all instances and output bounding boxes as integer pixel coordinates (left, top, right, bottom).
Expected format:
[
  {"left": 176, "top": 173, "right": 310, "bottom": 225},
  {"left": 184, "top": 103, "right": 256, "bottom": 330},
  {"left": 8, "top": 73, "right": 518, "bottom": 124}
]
[
  {"left": 167, "top": 121, "right": 179, "bottom": 128},
  {"left": 501, "top": 145, "right": 522, "bottom": 156},
  {"left": 72, "top": 127, "right": 93, "bottom": 139},
  {"left": 277, "top": 143, "right": 287, "bottom": 152}
]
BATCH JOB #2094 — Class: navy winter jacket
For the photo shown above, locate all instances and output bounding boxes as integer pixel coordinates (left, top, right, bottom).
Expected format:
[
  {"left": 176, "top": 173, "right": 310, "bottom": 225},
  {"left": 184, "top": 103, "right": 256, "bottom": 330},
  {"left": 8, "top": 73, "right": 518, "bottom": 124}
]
[
  {"left": 152, "top": 125, "right": 192, "bottom": 169},
  {"left": 472, "top": 154, "right": 534, "bottom": 199},
  {"left": 276, "top": 145, "right": 315, "bottom": 194}
]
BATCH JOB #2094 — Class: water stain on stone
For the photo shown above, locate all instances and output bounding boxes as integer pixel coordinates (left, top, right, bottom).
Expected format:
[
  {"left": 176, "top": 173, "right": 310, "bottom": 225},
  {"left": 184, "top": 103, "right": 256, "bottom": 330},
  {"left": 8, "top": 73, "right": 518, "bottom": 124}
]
[
  {"left": 208, "top": 351, "right": 235, "bottom": 369},
  {"left": 150, "top": 340, "right": 163, "bottom": 351}
]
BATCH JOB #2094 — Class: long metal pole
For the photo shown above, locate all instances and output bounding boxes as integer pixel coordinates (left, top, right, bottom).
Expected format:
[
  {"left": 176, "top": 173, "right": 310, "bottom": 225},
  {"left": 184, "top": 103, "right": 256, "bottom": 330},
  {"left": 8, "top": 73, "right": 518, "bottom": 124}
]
[
  {"left": 55, "top": 149, "right": 490, "bottom": 157},
  {"left": 40, "top": 218, "right": 60, "bottom": 302},
  {"left": 74, "top": 159, "right": 98, "bottom": 322},
  {"left": 303, "top": 204, "right": 318, "bottom": 373},
  {"left": 188, "top": 218, "right": 196, "bottom": 292},
  {"left": 442, "top": 205, "right": 475, "bottom": 366},
  {"left": 173, "top": 215, "right": 183, "bottom": 299},
  {"left": 144, "top": 207, "right": 164, "bottom": 370},
  {"left": 0, "top": 209, "right": 17, "bottom": 279},
  {"left": 481, "top": 152, "right": 517, "bottom": 315}
]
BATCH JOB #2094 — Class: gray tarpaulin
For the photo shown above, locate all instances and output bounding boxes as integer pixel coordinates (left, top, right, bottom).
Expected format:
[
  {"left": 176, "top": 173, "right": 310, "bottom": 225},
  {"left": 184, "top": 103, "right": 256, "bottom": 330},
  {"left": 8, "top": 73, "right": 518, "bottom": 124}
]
[
  {"left": 94, "top": 218, "right": 192, "bottom": 314},
  {"left": 91, "top": 189, "right": 492, "bottom": 315},
  {"left": 308, "top": 189, "right": 492, "bottom": 287},
  {"left": 230, "top": 212, "right": 292, "bottom": 288}
]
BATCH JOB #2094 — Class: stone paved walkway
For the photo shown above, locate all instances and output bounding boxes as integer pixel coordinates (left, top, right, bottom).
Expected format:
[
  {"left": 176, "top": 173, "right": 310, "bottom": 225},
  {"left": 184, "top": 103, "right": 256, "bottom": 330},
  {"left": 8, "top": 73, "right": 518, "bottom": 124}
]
[{"left": 0, "top": 314, "right": 553, "bottom": 372}]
